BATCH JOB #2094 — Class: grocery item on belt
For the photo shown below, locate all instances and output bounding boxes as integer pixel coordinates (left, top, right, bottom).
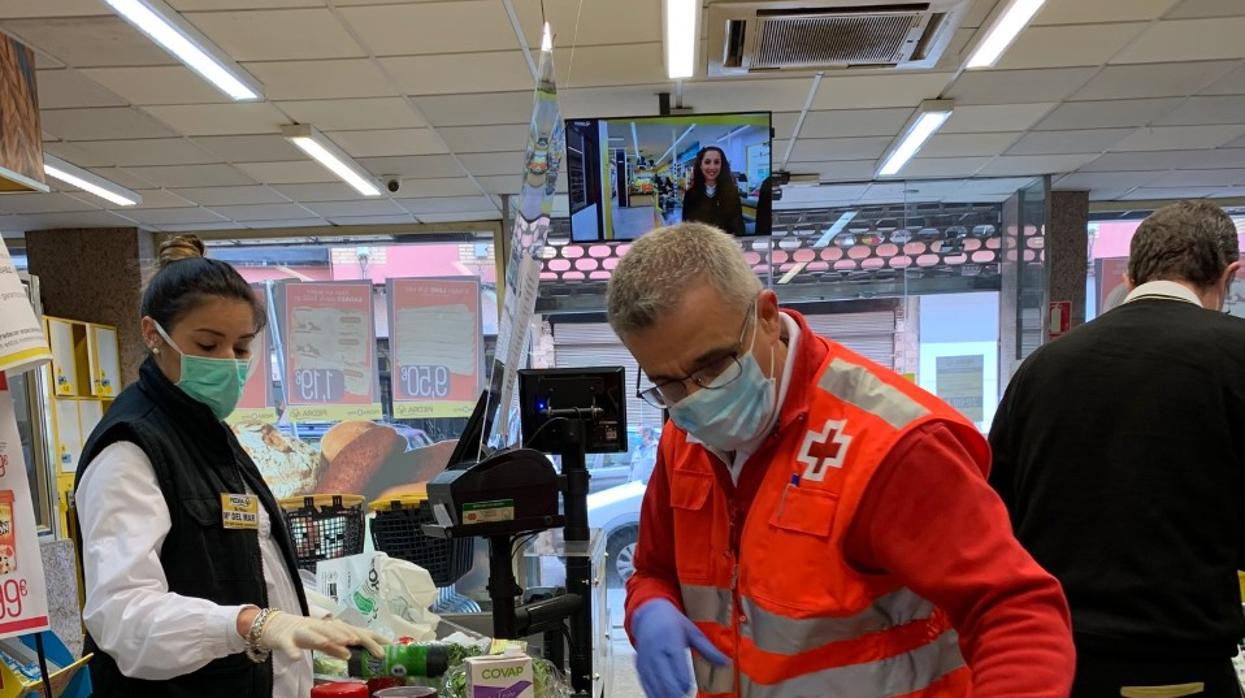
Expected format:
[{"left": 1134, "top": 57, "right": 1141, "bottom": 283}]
[
  {"left": 0, "top": 490, "right": 16, "bottom": 574},
  {"left": 348, "top": 640, "right": 449, "bottom": 681},
  {"left": 231, "top": 423, "right": 320, "bottom": 499}
]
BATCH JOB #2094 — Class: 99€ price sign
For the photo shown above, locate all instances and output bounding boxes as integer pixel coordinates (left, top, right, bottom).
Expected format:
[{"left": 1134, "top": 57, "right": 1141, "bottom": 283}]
[{"left": 0, "top": 376, "right": 49, "bottom": 639}]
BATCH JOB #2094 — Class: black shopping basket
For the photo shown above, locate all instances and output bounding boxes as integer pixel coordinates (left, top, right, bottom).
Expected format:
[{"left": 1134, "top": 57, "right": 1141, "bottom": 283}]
[
  {"left": 370, "top": 493, "right": 474, "bottom": 587},
  {"left": 278, "top": 494, "right": 366, "bottom": 571}
]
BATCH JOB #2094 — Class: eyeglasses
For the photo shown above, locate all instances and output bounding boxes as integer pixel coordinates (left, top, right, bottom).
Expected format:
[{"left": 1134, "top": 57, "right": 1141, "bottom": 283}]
[{"left": 636, "top": 302, "right": 755, "bottom": 409}]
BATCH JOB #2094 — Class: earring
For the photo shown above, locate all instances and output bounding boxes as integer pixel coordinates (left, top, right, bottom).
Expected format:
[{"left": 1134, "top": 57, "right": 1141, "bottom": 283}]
[{"left": 151, "top": 346, "right": 160, "bottom": 355}]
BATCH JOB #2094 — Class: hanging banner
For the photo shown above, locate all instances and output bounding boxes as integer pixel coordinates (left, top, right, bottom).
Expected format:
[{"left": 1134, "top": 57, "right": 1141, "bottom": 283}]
[
  {"left": 481, "top": 24, "right": 564, "bottom": 452},
  {"left": 388, "top": 277, "right": 482, "bottom": 419},
  {"left": 283, "top": 282, "right": 381, "bottom": 422},
  {"left": 0, "top": 378, "right": 50, "bottom": 640},
  {"left": 0, "top": 239, "right": 50, "bottom": 376}
]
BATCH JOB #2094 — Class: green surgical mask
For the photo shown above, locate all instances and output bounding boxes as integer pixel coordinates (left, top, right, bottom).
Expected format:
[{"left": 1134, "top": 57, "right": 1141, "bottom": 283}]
[{"left": 154, "top": 323, "right": 252, "bottom": 421}]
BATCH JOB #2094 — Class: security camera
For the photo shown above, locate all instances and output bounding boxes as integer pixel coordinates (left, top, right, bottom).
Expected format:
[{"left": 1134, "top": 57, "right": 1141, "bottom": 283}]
[{"left": 385, "top": 177, "right": 400, "bottom": 193}]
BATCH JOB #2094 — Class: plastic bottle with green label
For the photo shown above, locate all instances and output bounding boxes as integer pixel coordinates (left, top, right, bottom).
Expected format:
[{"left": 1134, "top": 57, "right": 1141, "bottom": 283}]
[{"left": 349, "top": 642, "right": 450, "bottom": 682}]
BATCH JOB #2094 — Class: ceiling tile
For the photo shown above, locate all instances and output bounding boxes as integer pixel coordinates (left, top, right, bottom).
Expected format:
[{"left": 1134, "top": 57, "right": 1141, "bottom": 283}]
[
  {"left": 169, "top": 0, "right": 324, "bottom": 8},
  {"left": 391, "top": 177, "right": 485, "bottom": 199},
  {"left": 1006, "top": 129, "right": 1135, "bottom": 155},
  {"left": 172, "top": 185, "right": 289, "bottom": 206},
  {"left": 125, "top": 207, "right": 231, "bottom": 226},
  {"left": 1153, "top": 96, "right": 1245, "bottom": 125},
  {"left": 326, "top": 129, "right": 449, "bottom": 158},
  {"left": 551, "top": 44, "right": 666, "bottom": 89},
  {"left": 1144, "top": 169, "right": 1245, "bottom": 187},
  {"left": 35, "top": 70, "right": 126, "bottom": 109},
  {"left": 270, "top": 182, "right": 360, "bottom": 202},
  {"left": 1165, "top": 0, "right": 1245, "bottom": 20},
  {"left": 895, "top": 157, "right": 992, "bottom": 178},
  {"left": 124, "top": 164, "right": 255, "bottom": 188},
  {"left": 944, "top": 68, "right": 1099, "bottom": 104},
  {"left": 1201, "top": 63, "right": 1245, "bottom": 95},
  {"left": 243, "top": 218, "right": 328, "bottom": 229},
  {"left": 193, "top": 135, "right": 304, "bottom": 163},
  {"left": 338, "top": 1, "right": 516, "bottom": 56},
  {"left": 772, "top": 112, "right": 800, "bottom": 140},
  {"left": 358, "top": 155, "right": 466, "bottom": 179},
  {"left": 438, "top": 125, "right": 531, "bottom": 154},
  {"left": 559, "top": 85, "right": 668, "bottom": 120},
  {"left": 0, "top": 192, "right": 98, "bottom": 215},
  {"left": 40, "top": 107, "right": 177, "bottom": 140},
  {"left": 1034, "top": 98, "right": 1184, "bottom": 130},
  {"left": 1112, "top": 17, "right": 1245, "bottom": 64},
  {"left": 141, "top": 103, "right": 287, "bottom": 136},
  {"left": 812, "top": 73, "right": 953, "bottom": 110},
  {"left": 1033, "top": 0, "right": 1179, "bottom": 24},
  {"left": 797, "top": 109, "right": 914, "bottom": 138},
  {"left": 1120, "top": 186, "right": 1228, "bottom": 200},
  {"left": 977, "top": 154, "right": 1099, "bottom": 176},
  {"left": 276, "top": 97, "right": 426, "bottom": 130},
  {"left": 0, "top": 16, "right": 175, "bottom": 68},
  {"left": 123, "top": 189, "right": 199, "bottom": 209},
  {"left": 516, "top": 0, "right": 661, "bottom": 47},
  {"left": 416, "top": 211, "right": 500, "bottom": 224},
  {"left": 209, "top": 203, "right": 317, "bottom": 221},
  {"left": 811, "top": 160, "right": 877, "bottom": 181},
  {"left": 235, "top": 160, "right": 337, "bottom": 184},
  {"left": 1079, "top": 148, "right": 1245, "bottom": 171},
  {"left": 185, "top": 9, "right": 364, "bottom": 61},
  {"left": 68, "top": 166, "right": 155, "bottom": 190},
  {"left": 414, "top": 92, "right": 534, "bottom": 127},
  {"left": 456, "top": 152, "right": 527, "bottom": 178},
  {"left": 1111, "top": 124, "right": 1245, "bottom": 151},
  {"left": 304, "top": 199, "right": 407, "bottom": 218},
  {"left": 996, "top": 23, "right": 1147, "bottom": 70},
  {"left": 1072, "top": 61, "right": 1239, "bottom": 101},
  {"left": 920, "top": 132, "right": 1022, "bottom": 158},
  {"left": 681, "top": 78, "right": 812, "bottom": 114},
  {"left": 470, "top": 174, "right": 523, "bottom": 195},
  {"left": 941, "top": 103, "right": 1057, "bottom": 134},
  {"left": 242, "top": 59, "right": 396, "bottom": 100},
  {"left": 1053, "top": 170, "right": 1164, "bottom": 194},
  {"left": 0, "top": 210, "right": 136, "bottom": 231},
  {"left": 401, "top": 196, "right": 498, "bottom": 214},
  {"left": 329, "top": 213, "right": 417, "bottom": 226},
  {"left": 0, "top": 0, "right": 109, "bottom": 17},
  {"left": 788, "top": 137, "right": 892, "bottom": 162},
  {"left": 382, "top": 53, "right": 533, "bottom": 95},
  {"left": 78, "top": 65, "right": 232, "bottom": 105},
  {"left": 71, "top": 138, "right": 222, "bottom": 167}
]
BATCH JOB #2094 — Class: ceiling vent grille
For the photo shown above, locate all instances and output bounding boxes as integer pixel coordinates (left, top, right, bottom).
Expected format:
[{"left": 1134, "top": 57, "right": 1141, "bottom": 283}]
[{"left": 707, "top": 0, "right": 968, "bottom": 76}]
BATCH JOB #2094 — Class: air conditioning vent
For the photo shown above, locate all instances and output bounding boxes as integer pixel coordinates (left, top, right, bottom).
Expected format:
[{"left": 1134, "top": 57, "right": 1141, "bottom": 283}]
[{"left": 708, "top": 0, "right": 970, "bottom": 76}]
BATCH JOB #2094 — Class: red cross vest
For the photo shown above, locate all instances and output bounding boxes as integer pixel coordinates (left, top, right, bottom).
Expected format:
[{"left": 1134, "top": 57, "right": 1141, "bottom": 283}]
[{"left": 664, "top": 335, "right": 989, "bottom": 698}]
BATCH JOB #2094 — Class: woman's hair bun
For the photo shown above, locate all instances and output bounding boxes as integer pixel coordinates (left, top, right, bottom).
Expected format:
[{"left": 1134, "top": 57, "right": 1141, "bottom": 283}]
[{"left": 157, "top": 234, "right": 206, "bottom": 269}]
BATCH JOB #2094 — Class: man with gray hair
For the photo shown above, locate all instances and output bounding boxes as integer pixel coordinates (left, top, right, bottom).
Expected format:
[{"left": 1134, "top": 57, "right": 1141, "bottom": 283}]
[
  {"left": 990, "top": 200, "right": 1245, "bottom": 696},
  {"left": 610, "top": 222, "right": 1074, "bottom": 698}
]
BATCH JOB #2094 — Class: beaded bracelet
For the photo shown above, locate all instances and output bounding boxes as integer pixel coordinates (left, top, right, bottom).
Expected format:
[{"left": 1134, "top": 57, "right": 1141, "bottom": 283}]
[{"left": 245, "top": 608, "right": 276, "bottom": 663}]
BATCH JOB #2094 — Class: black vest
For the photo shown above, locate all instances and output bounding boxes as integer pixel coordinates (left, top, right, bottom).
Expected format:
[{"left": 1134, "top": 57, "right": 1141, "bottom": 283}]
[{"left": 76, "top": 359, "right": 309, "bottom": 698}]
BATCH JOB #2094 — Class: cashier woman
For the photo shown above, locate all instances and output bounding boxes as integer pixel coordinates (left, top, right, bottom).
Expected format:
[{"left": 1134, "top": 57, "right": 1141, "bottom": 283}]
[{"left": 75, "top": 234, "right": 385, "bottom": 698}]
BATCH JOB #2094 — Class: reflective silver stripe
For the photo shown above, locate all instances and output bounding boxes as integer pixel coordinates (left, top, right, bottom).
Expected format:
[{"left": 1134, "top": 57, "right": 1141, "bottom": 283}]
[
  {"left": 741, "top": 588, "right": 936, "bottom": 655},
  {"left": 818, "top": 358, "right": 930, "bottom": 430},
  {"left": 740, "top": 629, "right": 965, "bottom": 698},
  {"left": 693, "top": 654, "right": 737, "bottom": 695},
  {"left": 681, "top": 584, "right": 734, "bottom": 628}
]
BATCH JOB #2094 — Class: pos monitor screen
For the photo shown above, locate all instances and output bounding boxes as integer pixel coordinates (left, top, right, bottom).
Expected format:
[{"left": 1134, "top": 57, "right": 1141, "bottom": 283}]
[{"left": 564, "top": 112, "right": 773, "bottom": 242}]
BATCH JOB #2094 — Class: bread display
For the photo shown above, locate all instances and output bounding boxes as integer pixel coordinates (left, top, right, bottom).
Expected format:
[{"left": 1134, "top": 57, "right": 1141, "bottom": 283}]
[
  {"left": 314, "top": 420, "right": 405, "bottom": 495},
  {"left": 232, "top": 422, "right": 321, "bottom": 499}
]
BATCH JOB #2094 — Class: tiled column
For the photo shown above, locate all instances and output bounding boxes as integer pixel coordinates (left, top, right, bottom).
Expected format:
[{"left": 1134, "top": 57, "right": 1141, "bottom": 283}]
[
  {"left": 1045, "top": 189, "right": 1090, "bottom": 338},
  {"left": 25, "top": 227, "right": 155, "bottom": 386}
]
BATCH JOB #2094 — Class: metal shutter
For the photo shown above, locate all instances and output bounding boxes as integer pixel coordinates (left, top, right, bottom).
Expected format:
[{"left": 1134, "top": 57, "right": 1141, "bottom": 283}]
[{"left": 802, "top": 310, "right": 897, "bottom": 369}]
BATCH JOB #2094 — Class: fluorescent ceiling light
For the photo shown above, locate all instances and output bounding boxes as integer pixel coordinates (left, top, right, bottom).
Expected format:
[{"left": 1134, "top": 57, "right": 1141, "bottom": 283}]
[
  {"left": 877, "top": 101, "right": 954, "bottom": 178},
  {"left": 657, "top": 125, "right": 696, "bottom": 166},
  {"left": 966, "top": 0, "right": 1048, "bottom": 69},
  {"left": 103, "top": 0, "right": 261, "bottom": 101},
  {"left": 663, "top": 0, "right": 698, "bottom": 79},
  {"left": 283, "top": 124, "right": 381, "bottom": 197},
  {"left": 43, "top": 156, "right": 141, "bottom": 207}
]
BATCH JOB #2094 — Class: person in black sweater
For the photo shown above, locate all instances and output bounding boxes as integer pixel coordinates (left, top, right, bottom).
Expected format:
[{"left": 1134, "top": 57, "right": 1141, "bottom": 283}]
[
  {"left": 681, "top": 146, "right": 745, "bottom": 237},
  {"left": 990, "top": 200, "right": 1245, "bottom": 697}
]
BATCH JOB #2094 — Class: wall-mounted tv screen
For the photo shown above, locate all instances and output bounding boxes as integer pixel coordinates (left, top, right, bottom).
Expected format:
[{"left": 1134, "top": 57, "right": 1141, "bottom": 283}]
[{"left": 565, "top": 112, "right": 773, "bottom": 242}]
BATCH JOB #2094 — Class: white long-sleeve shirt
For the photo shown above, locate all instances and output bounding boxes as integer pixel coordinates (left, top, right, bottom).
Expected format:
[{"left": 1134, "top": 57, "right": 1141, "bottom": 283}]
[{"left": 78, "top": 441, "right": 312, "bottom": 695}]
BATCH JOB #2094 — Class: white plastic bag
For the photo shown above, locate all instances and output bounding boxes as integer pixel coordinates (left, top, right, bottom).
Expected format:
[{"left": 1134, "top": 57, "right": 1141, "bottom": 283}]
[{"left": 330, "top": 552, "right": 441, "bottom": 641}]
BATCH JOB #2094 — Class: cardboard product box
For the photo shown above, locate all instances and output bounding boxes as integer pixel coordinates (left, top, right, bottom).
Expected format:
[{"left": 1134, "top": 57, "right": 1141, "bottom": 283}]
[
  {"left": 0, "top": 631, "right": 91, "bottom": 698},
  {"left": 465, "top": 653, "right": 534, "bottom": 698}
]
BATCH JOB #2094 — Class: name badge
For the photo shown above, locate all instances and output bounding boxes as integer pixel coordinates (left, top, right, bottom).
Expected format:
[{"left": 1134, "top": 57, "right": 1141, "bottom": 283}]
[{"left": 221, "top": 493, "right": 259, "bottom": 530}]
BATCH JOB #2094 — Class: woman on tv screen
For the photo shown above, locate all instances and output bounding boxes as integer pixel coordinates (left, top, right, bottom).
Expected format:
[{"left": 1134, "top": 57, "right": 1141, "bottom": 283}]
[{"left": 682, "top": 146, "right": 746, "bottom": 237}]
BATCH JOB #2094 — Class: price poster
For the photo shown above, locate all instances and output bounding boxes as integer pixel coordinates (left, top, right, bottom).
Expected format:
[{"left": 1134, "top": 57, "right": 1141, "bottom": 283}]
[
  {"left": 228, "top": 328, "right": 277, "bottom": 425},
  {"left": 0, "top": 377, "right": 50, "bottom": 639},
  {"left": 0, "top": 238, "right": 51, "bottom": 375},
  {"left": 388, "top": 277, "right": 482, "bottom": 419},
  {"left": 283, "top": 282, "right": 381, "bottom": 422}
]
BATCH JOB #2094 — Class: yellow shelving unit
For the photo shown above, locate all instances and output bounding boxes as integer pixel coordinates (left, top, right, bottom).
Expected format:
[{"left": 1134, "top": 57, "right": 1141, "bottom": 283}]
[{"left": 43, "top": 316, "right": 120, "bottom": 537}]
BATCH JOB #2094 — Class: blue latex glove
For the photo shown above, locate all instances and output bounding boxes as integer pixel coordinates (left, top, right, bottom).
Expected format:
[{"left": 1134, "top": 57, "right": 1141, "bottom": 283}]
[{"left": 632, "top": 599, "right": 729, "bottom": 698}]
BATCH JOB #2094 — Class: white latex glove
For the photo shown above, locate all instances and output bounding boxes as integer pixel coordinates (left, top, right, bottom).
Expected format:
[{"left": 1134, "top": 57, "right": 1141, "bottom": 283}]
[{"left": 259, "top": 611, "right": 388, "bottom": 661}]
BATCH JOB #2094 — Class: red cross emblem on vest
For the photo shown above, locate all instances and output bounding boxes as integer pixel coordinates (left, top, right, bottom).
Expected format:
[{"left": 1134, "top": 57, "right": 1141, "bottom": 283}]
[{"left": 796, "top": 418, "right": 852, "bottom": 482}]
